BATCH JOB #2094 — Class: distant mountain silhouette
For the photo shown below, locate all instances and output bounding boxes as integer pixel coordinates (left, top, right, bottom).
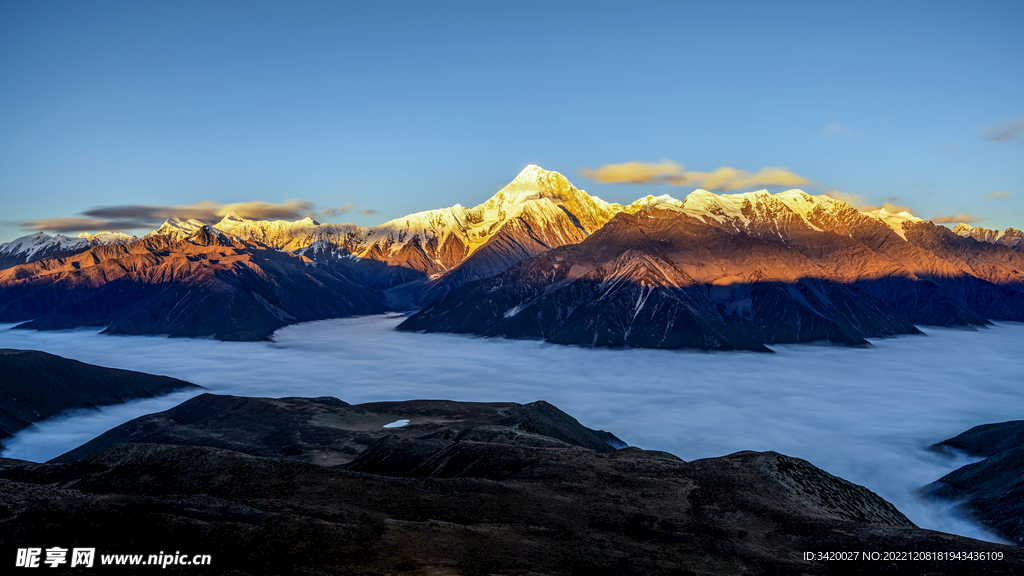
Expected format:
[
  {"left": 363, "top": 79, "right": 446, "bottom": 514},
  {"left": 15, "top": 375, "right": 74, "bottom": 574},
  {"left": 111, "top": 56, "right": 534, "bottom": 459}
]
[{"left": 0, "top": 349, "right": 199, "bottom": 440}]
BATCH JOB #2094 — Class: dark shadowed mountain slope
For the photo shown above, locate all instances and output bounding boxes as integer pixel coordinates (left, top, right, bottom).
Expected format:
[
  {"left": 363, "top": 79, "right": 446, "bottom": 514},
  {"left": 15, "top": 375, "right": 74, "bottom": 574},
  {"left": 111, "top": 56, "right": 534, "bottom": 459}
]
[
  {"left": 1, "top": 394, "right": 1020, "bottom": 575},
  {"left": 0, "top": 226, "right": 386, "bottom": 341},
  {"left": 399, "top": 209, "right": 922, "bottom": 351},
  {"left": 669, "top": 189, "right": 1024, "bottom": 327},
  {"left": 52, "top": 393, "right": 623, "bottom": 466},
  {"left": 0, "top": 349, "right": 199, "bottom": 440},
  {"left": 924, "top": 420, "right": 1024, "bottom": 545}
]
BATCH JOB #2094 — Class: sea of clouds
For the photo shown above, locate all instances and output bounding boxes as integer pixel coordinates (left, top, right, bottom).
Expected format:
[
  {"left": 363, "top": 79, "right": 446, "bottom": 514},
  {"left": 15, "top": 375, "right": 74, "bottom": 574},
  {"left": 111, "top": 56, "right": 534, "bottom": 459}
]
[{"left": 1, "top": 316, "right": 1021, "bottom": 542}]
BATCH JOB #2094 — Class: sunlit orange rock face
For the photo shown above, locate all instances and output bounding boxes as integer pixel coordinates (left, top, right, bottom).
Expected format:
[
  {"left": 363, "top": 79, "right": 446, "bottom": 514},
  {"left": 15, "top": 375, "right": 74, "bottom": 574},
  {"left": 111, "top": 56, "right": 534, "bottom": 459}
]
[
  {"left": 0, "top": 227, "right": 385, "bottom": 341},
  {"left": 399, "top": 198, "right": 1024, "bottom": 350},
  {"left": 953, "top": 223, "right": 1023, "bottom": 252},
  {"left": 211, "top": 165, "right": 619, "bottom": 283},
  {"left": 3, "top": 166, "right": 1023, "bottom": 344}
]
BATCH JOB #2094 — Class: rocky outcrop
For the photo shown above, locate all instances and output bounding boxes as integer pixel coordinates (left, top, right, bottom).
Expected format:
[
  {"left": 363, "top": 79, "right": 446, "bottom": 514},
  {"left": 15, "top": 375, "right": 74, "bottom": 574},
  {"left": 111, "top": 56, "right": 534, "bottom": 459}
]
[
  {"left": 399, "top": 210, "right": 924, "bottom": 351},
  {"left": 52, "top": 394, "right": 623, "bottom": 466},
  {"left": 401, "top": 189, "right": 1024, "bottom": 350},
  {"left": 0, "top": 231, "right": 136, "bottom": 270},
  {"left": 0, "top": 349, "right": 199, "bottom": 440},
  {"left": 953, "top": 224, "right": 1023, "bottom": 252},
  {"left": 1, "top": 394, "right": 1020, "bottom": 575},
  {"left": 0, "top": 227, "right": 386, "bottom": 341},
  {"left": 925, "top": 421, "right": 1024, "bottom": 545}
]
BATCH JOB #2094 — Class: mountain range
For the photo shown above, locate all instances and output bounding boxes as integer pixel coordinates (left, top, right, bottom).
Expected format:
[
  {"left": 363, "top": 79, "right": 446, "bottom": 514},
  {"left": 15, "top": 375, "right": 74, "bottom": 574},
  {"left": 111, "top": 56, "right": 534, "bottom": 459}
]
[
  {"left": 926, "top": 420, "right": 1024, "bottom": 546},
  {"left": 2, "top": 165, "right": 1022, "bottom": 346}
]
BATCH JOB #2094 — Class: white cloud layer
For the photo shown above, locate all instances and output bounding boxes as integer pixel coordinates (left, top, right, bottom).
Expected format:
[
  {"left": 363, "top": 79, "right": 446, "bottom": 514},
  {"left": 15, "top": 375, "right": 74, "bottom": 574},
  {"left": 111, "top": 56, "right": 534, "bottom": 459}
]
[{"left": 2, "top": 317, "right": 1021, "bottom": 544}]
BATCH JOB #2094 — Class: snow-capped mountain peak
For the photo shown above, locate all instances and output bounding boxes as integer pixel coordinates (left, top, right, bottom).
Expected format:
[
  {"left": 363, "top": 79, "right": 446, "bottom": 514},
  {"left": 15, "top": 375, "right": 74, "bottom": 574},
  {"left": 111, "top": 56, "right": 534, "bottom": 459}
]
[
  {"left": 0, "top": 231, "right": 82, "bottom": 259},
  {"left": 482, "top": 164, "right": 587, "bottom": 210},
  {"left": 75, "top": 231, "right": 138, "bottom": 245},
  {"left": 680, "top": 189, "right": 753, "bottom": 224},
  {"left": 861, "top": 208, "right": 922, "bottom": 240},
  {"left": 624, "top": 194, "right": 686, "bottom": 213},
  {"left": 773, "top": 189, "right": 826, "bottom": 218},
  {"left": 952, "top": 223, "right": 1023, "bottom": 251},
  {"left": 143, "top": 218, "right": 213, "bottom": 242},
  {"left": 217, "top": 211, "right": 246, "bottom": 225},
  {"left": 0, "top": 229, "right": 137, "bottom": 268}
]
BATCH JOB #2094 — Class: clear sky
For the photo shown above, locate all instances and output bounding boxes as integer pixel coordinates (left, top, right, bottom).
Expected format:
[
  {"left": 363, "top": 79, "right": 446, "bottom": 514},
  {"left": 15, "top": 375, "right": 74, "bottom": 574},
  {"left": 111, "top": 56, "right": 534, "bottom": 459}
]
[{"left": 1, "top": 0, "right": 1021, "bottom": 242}]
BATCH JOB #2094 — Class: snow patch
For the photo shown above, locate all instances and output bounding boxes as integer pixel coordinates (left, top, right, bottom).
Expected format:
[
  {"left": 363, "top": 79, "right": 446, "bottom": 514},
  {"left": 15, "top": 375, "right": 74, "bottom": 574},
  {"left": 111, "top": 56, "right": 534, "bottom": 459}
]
[{"left": 862, "top": 208, "right": 923, "bottom": 240}]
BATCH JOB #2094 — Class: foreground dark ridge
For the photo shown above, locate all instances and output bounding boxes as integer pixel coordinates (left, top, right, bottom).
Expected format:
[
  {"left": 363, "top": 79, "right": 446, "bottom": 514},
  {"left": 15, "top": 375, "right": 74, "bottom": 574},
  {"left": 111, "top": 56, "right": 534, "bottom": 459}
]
[
  {"left": 1, "top": 393, "right": 1020, "bottom": 575},
  {"left": 0, "top": 349, "right": 200, "bottom": 441},
  {"left": 925, "top": 420, "right": 1024, "bottom": 545},
  {"left": 400, "top": 209, "right": 1024, "bottom": 351}
]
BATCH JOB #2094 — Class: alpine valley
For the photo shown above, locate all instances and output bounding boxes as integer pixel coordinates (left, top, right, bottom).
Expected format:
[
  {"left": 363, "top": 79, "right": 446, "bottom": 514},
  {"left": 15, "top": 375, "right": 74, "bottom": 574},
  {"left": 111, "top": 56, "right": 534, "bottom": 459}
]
[{"left": 2, "top": 165, "right": 1023, "bottom": 348}]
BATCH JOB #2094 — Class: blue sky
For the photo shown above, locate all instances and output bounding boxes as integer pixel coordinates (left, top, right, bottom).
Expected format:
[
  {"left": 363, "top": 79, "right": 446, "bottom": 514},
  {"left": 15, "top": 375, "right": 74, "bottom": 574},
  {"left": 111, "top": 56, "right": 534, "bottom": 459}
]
[{"left": 1, "top": 0, "right": 1021, "bottom": 242}]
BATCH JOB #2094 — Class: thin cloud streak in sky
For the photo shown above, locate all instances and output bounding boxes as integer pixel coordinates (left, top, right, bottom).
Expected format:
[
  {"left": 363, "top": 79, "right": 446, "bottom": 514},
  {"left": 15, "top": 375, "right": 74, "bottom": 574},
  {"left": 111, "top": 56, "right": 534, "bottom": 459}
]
[
  {"left": 860, "top": 202, "right": 916, "bottom": 214},
  {"left": 320, "top": 203, "right": 357, "bottom": 217},
  {"left": 824, "top": 189, "right": 867, "bottom": 207},
  {"left": 821, "top": 122, "right": 865, "bottom": 139},
  {"left": 19, "top": 199, "right": 378, "bottom": 234},
  {"left": 19, "top": 217, "right": 156, "bottom": 234},
  {"left": 931, "top": 213, "right": 982, "bottom": 224},
  {"left": 1, "top": 317, "right": 1021, "bottom": 543},
  {"left": 982, "top": 119, "right": 1024, "bottom": 143},
  {"left": 81, "top": 200, "right": 317, "bottom": 223},
  {"left": 579, "top": 161, "right": 816, "bottom": 192},
  {"left": 985, "top": 191, "right": 1012, "bottom": 201}
]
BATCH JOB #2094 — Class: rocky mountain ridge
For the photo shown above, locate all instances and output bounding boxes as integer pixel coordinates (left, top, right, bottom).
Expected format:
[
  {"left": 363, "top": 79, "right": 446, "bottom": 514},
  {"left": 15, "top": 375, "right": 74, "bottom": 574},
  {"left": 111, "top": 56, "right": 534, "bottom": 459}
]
[
  {"left": 0, "top": 230, "right": 137, "bottom": 270},
  {"left": 399, "top": 201, "right": 1024, "bottom": 350},
  {"left": 3, "top": 393, "right": 1020, "bottom": 574},
  {"left": 0, "top": 226, "right": 386, "bottom": 340},
  {"left": 0, "top": 349, "right": 200, "bottom": 440},
  {"left": 3, "top": 166, "right": 1023, "bottom": 343},
  {"left": 925, "top": 420, "right": 1024, "bottom": 545},
  {"left": 953, "top": 223, "right": 1023, "bottom": 251}
]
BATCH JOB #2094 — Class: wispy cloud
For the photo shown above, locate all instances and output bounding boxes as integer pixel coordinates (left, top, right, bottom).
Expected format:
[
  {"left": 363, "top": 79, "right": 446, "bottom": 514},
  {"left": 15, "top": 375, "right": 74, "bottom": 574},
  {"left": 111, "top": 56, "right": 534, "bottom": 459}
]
[
  {"left": 320, "top": 203, "right": 357, "bottom": 217},
  {"left": 578, "top": 161, "right": 682, "bottom": 185},
  {"left": 930, "top": 213, "right": 982, "bottom": 224},
  {"left": 859, "top": 202, "right": 916, "bottom": 215},
  {"left": 985, "top": 191, "right": 1012, "bottom": 201},
  {"left": 821, "top": 123, "right": 862, "bottom": 139},
  {"left": 824, "top": 191, "right": 922, "bottom": 215},
  {"left": 981, "top": 119, "right": 1024, "bottom": 143},
  {"left": 579, "top": 161, "right": 816, "bottom": 192},
  {"left": 20, "top": 199, "right": 377, "bottom": 235},
  {"left": 19, "top": 217, "right": 155, "bottom": 234},
  {"left": 824, "top": 189, "right": 867, "bottom": 206},
  {"left": 81, "top": 200, "right": 315, "bottom": 223}
]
